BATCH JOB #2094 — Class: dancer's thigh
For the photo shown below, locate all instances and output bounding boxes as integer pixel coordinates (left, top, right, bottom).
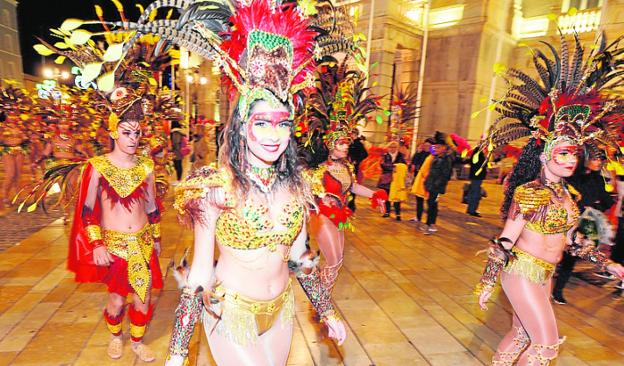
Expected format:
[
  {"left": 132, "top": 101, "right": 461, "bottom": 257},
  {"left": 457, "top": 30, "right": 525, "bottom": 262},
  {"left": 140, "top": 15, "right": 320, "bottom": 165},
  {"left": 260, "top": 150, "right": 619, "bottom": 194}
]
[
  {"left": 208, "top": 319, "right": 293, "bottom": 366},
  {"left": 310, "top": 214, "right": 344, "bottom": 266},
  {"left": 501, "top": 272, "right": 558, "bottom": 344}
]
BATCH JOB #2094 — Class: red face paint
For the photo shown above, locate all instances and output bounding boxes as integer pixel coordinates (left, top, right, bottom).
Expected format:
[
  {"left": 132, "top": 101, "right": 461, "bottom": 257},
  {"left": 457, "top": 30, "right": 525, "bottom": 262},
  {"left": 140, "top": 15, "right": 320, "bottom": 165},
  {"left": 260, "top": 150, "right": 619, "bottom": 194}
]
[
  {"left": 246, "top": 111, "right": 291, "bottom": 142},
  {"left": 552, "top": 145, "right": 578, "bottom": 166}
]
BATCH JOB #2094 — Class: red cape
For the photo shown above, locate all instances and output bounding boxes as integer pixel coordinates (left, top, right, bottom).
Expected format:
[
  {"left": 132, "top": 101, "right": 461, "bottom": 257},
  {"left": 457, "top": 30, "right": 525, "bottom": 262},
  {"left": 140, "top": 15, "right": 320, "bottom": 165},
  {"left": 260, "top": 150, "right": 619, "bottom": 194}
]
[{"left": 68, "top": 163, "right": 109, "bottom": 282}]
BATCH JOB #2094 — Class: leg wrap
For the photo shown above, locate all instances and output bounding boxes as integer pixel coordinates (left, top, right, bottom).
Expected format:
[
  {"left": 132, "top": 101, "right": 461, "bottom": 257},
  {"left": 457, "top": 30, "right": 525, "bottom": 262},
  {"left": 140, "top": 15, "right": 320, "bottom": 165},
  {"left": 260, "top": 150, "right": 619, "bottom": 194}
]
[
  {"left": 526, "top": 337, "right": 566, "bottom": 366},
  {"left": 320, "top": 259, "right": 343, "bottom": 293},
  {"left": 103, "top": 308, "right": 124, "bottom": 337},
  {"left": 492, "top": 327, "right": 530, "bottom": 366},
  {"left": 129, "top": 304, "right": 153, "bottom": 342}
]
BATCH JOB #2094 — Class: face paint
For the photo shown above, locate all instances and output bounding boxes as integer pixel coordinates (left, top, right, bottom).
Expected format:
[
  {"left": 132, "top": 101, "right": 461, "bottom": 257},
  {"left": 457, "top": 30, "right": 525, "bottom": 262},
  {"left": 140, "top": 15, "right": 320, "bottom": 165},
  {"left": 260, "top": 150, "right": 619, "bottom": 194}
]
[
  {"left": 115, "top": 121, "right": 142, "bottom": 155},
  {"left": 552, "top": 145, "right": 578, "bottom": 165},
  {"left": 246, "top": 111, "right": 292, "bottom": 142}
]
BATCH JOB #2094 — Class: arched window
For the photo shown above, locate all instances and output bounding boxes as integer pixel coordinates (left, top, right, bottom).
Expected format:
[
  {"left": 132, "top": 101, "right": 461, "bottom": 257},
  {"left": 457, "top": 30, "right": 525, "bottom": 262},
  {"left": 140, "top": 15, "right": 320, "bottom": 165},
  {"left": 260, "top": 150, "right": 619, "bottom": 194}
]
[
  {"left": 4, "top": 34, "right": 12, "bottom": 53},
  {"left": 1, "top": 10, "right": 10, "bottom": 28}
]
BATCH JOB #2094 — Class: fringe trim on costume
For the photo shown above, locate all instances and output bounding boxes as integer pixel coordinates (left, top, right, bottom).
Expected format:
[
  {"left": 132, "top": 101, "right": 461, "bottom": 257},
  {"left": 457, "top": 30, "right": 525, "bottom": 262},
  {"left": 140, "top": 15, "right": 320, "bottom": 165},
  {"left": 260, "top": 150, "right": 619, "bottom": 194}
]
[
  {"left": 204, "top": 282, "right": 295, "bottom": 346},
  {"left": 504, "top": 247, "right": 555, "bottom": 284}
]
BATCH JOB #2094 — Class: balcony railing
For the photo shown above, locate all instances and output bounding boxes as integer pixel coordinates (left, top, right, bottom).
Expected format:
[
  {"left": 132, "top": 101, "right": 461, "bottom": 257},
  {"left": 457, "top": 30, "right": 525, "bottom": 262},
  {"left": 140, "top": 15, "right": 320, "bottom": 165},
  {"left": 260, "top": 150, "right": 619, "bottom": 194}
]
[{"left": 558, "top": 9, "right": 602, "bottom": 34}]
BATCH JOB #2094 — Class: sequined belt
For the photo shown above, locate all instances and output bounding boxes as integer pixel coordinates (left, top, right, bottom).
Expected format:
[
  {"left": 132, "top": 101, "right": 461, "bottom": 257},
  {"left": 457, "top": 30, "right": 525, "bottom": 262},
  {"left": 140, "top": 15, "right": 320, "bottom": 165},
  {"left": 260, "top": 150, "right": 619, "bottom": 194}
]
[
  {"left": 504, "top": 247, "right": 556, "bottom": 284},
  {"left": 203, "top": 279, "right": 294, "bottom": 346},
  {"left": 103, "top": 224, "right": 154, "bottom": 302}
]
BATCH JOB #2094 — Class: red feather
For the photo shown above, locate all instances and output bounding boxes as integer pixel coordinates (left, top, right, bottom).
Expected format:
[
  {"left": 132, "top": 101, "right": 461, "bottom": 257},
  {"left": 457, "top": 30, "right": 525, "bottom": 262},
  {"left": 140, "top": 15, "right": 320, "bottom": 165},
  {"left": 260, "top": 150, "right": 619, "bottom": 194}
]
[{"left": 220, "top": 0, "right": 316, "bottom": 99}]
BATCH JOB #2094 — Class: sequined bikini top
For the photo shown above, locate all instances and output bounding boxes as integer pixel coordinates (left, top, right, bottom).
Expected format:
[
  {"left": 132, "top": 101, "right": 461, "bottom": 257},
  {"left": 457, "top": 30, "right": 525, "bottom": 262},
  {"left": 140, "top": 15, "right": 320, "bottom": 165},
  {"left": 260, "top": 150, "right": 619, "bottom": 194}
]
[
  {"left": 509, "top": 180, "right": 580, "bottom": 235},
  {"left": 174, "top": 165, "right": 305, "bottom": 252}
]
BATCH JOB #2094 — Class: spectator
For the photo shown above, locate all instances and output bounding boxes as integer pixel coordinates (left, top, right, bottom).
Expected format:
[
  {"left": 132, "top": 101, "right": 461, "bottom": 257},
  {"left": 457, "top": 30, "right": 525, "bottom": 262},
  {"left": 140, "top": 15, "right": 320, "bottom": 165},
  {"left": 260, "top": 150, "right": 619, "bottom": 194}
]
[
  {"left": 612, "top": 162, "right": 624, "bottom": 292},
  {"left": 410, "top": 139, "right": 432, "bottom": 175},
  {"left": 422, "top": 133, "right": 454, "bottom": 235},
  {"left": 347, "top": 129, "right": 369, "bottom": 211},
  {"left": 388, "top": 162, "right": 408, "bottom": 221},
  {"left": 378, "top": 141, "right": 406, "bottom": 218},
  {"left": 191, "top": 124, "right": 209, "bottom": 170},
  {"left": 466, "top": 148, "right": 487, "bottom": 217},
  {"left": 552, "top": 147, "right": 615, "bottom": 304},
  {"left": 170, "top": 120, "right": 185, "bottom": 181}
]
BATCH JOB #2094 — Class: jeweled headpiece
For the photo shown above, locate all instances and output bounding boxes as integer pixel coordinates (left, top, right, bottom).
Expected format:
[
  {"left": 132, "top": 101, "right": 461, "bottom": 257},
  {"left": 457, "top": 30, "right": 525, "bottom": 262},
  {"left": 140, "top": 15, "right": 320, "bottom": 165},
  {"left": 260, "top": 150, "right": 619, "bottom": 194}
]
[{"left": 481, "top": 33, "right": 624, "bottom": 162}]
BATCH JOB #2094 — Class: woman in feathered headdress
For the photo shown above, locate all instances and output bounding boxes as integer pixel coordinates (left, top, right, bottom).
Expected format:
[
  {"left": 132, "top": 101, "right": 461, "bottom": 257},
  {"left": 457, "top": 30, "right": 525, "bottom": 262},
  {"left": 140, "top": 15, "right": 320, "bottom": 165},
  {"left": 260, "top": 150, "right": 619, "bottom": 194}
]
[
  {"left": 64, "top": 0, "right": 351, "bottom": 364},
  {"left": 302, "top": 57, "right": 387, "bottom": 301},
  {"left": 474, "top": 33, "right": 624, "bottom": 365}
]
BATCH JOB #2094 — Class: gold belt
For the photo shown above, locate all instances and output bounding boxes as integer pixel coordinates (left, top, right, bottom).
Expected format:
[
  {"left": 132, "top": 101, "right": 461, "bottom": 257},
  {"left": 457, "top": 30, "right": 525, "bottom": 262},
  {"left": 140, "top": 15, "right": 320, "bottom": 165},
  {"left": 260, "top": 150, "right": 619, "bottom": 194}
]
[
  {"left": 205, "top": 279, "right": 295, "bottom": 346},
  {"left": 504, "top": 247, "right": 556, "bottom": 284},
  {"left": 103, "top": 224, "right": 154, "bottom": 302}
]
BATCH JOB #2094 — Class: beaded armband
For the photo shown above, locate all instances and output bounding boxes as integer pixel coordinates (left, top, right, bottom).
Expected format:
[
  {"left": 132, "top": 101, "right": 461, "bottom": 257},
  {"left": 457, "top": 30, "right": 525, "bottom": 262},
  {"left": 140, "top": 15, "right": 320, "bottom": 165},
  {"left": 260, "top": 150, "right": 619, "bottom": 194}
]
[
  {"left": 147, "top": 209, "right": 161, "bottom": 240},
  {"left": 296, "top": 266, "right": 340, "bottom": 321},
  {"left": 85, "top": 225, "right": 102, "bottom": 244},
  {"left": 567, "top": 238, "right": 613, "bottom": 272},
  {"left": 474, "top": 237, "right": 515, "bottom": 297},
  {"left": 168, "top": 287, "right": 203, "bottom": 359}
]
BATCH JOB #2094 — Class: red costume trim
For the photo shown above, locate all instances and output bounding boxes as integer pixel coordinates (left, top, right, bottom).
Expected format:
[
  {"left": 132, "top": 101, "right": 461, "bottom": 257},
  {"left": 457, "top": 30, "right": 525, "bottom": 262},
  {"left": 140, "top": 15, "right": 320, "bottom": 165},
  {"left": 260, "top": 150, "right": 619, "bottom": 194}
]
[{"left": 99, "top": 177, "right": 147, "bottom": 211}]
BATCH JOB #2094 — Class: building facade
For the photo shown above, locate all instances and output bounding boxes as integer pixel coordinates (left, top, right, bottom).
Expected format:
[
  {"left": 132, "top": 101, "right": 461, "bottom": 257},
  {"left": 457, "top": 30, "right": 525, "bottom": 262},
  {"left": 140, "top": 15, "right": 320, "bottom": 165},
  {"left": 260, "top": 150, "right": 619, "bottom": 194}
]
[
  {"left": 340, "top": 0, "right": 623, "bottom": 147},
  {"left": 0, "top": 0, "right": 22, "bottom": 84}
]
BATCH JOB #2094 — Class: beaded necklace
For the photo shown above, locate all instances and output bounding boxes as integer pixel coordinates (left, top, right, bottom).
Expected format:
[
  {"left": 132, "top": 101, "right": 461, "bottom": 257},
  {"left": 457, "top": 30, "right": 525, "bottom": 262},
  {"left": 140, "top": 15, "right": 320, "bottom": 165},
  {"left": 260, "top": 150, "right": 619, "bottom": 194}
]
[{"left": 247, "top": 165, "right": 277, "bottom": 193}]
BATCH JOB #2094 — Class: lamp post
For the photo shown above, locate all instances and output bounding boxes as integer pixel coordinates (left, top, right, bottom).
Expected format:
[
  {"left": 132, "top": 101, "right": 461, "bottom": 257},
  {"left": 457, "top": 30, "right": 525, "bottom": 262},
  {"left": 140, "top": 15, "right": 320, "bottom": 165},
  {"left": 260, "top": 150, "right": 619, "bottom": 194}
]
[
  {"left": 410, "top": 0, "right": 430, "bottom": 157},
  {"left": 185, "top": 71, "right": 208, "bottom": 129}
]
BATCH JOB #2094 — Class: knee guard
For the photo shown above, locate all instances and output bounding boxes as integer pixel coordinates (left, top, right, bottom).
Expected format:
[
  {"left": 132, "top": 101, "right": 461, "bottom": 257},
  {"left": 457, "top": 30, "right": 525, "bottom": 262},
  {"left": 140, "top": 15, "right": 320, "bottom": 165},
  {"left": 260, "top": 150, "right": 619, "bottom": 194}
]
[
  {"left": 129, "top": 304, "right": 153, "bottom": 342},
  {"left": 525, "top": 337, "right": 566, "bottom": 366},
  {"left": 492, "top": 327, "right": 530, "bottom": 366}
]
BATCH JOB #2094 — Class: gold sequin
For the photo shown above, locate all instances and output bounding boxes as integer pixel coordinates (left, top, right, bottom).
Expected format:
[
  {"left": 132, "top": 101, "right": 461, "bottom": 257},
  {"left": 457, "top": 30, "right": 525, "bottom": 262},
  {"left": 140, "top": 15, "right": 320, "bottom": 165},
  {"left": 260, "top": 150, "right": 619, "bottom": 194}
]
[{"left": 89, "top": 155, "right": 153, "bottom": 198}]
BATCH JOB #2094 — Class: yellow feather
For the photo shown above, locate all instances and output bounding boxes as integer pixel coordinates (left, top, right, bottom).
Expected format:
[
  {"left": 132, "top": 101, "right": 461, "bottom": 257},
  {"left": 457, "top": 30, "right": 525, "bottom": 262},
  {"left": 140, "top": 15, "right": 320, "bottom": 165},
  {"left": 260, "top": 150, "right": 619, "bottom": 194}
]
[
  {"left": 95, "top": 5, "right": 103, "bottom": 17},
  {"left": 110, "top": 0, "right": 123, "bottom": 12}
]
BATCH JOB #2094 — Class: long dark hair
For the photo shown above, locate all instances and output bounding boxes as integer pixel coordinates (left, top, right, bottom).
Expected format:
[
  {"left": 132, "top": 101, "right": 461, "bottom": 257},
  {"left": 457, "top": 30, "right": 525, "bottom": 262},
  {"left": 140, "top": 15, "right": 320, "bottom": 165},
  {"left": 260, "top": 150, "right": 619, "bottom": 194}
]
[
  {"left": 217, "top": 100, "right": 313, "bottom": 205},
  {"left": 501, "top": 138, "right": 544, "bottom": 219}
]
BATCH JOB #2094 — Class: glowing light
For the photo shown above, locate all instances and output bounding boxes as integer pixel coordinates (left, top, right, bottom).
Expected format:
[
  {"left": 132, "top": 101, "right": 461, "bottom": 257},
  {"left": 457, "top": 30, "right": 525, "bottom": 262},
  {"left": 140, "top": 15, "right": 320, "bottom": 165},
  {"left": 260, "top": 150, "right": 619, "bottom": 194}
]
[
  {"left": 513, "top": 16, "right": 550, "bottom": 39},
  {"left": 405, "top": 5, "right": 464, "bottom": 30},
  {"left": 186, "top": 75, "right": 194, "bottom": 83},
  {"left": 42, "top": 68, "right": 53, "bottom": 79},
  {"left": 60, "top": 71, "right": 70, "bottom": 79},
  {"left": 199, "top": 76, "right": 208, "bottom": 85}
]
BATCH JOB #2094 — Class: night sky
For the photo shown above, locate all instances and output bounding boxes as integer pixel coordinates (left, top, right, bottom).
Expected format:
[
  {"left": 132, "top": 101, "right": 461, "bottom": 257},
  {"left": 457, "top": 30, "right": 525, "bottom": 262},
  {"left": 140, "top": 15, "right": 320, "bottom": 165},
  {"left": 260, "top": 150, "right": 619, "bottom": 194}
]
[{"left": 17, "top": 0, "right": 153, "bottom": 76}]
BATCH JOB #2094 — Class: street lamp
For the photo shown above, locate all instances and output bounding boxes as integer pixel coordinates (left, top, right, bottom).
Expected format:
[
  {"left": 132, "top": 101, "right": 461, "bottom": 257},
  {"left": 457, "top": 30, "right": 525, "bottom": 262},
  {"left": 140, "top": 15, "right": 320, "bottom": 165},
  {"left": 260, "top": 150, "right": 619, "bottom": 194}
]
[{"left": 42, "top": 67, "right": 70, "bottom": 81}]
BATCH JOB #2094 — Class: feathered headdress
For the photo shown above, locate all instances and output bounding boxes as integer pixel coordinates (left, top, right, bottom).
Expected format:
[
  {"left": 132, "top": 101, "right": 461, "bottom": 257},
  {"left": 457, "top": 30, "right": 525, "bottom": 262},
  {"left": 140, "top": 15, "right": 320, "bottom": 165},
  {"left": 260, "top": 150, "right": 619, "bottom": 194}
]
[
  {"left": 303, "top": 55, "right": 381, "bottom": 149},
  {"left": 481, "top": 33, "right": 624, "bottom": 162}
]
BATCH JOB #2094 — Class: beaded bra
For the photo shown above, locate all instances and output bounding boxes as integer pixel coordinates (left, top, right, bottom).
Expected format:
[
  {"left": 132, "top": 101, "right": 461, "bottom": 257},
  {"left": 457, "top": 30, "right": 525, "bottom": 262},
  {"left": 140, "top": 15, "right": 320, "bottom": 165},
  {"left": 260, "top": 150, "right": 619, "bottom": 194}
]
[
  {"left": 175, "top": 165, "right": 305, "bottom": 252},
  {"left": 509, "top": 180, "right": 580, "bottom": 235}
]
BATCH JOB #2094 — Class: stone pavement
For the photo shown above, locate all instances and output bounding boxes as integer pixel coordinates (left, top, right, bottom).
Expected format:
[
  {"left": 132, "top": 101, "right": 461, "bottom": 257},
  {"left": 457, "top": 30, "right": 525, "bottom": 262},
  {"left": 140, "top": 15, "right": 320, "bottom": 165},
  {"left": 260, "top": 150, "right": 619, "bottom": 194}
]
[{"left": 0, "top": 180, "right": 623, "bottom": 365}]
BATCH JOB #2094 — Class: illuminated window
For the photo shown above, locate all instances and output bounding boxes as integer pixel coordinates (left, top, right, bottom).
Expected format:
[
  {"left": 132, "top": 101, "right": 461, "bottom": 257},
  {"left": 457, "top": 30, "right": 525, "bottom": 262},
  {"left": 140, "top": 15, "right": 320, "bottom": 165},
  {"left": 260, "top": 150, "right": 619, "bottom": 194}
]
[{"left": 561, "top": 0, "right": 602, "bottom": 13}]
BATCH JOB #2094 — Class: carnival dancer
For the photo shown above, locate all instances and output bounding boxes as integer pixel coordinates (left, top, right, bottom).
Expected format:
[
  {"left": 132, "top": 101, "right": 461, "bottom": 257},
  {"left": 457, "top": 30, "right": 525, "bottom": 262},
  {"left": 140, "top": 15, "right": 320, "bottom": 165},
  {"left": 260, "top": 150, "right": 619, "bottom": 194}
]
[
  {"left": 0, "top": 111, "right": 28, "bottom": 207},
  {"left": 474, "top": 34, "right": 624, "bottom": 365},
  {"left": 306, "top": 131, "right": 387, "bottom": 298},
  {"left": 68, "top": 86, "right": 162, "bottom": 362},
  {"left": 38, "top": 115, "right": 88, "bottom": 222},
  {"left": 74, "top": 0, "right": 352, "bottom": 364}
]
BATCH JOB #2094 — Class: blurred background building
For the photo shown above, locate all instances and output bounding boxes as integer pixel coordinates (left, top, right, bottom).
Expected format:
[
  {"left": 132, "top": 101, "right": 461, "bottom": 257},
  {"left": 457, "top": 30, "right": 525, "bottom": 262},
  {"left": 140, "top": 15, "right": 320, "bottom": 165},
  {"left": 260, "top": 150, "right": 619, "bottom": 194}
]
[
  {"left": 0, "top": 0, "right": 23, "bottom": 84},
  {"left": 338, "top": 0, "right": 623, "bottom": 146}
]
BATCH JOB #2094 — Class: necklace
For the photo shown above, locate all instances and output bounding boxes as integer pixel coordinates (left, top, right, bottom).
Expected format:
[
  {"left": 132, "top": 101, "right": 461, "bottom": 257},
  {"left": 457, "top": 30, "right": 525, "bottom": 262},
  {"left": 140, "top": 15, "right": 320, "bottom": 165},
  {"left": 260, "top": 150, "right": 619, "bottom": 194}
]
[
  {"left": 544, "top": 179, "right": 565, "bottom": 200},
  {"left": 247, "top": 165, "right": 277, "bottom": 193}
]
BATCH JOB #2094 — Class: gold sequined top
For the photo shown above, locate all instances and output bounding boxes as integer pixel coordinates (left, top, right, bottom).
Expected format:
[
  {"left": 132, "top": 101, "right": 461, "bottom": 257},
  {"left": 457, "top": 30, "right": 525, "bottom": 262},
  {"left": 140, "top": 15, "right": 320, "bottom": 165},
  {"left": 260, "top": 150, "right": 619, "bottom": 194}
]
[
  {"left": 89, "top": 155, "right": 154, "bottom": 198},
  {"left": 510, "top": 180, "right": 580, "bottom": 235},
  {"left": 174, "top": 164, "right": 305, "bottom": 251}
]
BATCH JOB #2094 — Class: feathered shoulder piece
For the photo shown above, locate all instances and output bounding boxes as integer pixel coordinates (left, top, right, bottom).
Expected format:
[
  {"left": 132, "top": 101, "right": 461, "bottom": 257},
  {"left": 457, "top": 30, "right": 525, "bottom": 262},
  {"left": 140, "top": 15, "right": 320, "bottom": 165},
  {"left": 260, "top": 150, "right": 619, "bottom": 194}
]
[
  {"left": 301, "top": 166, "right": 328, "bottom": 198},
  {"left": 174, "top": 164, "right": 236, "bottom": 225},
  {"left": 481, "top": 32, "right": 624, "bottom": 162}
]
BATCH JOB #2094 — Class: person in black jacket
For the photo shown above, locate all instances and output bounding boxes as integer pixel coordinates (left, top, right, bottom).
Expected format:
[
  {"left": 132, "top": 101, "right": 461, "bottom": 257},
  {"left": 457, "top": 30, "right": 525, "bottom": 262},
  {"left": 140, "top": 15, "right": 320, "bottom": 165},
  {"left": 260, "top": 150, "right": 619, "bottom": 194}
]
[
  {"left": 423, "top": 135, "right": 453, "bottom": 234},
  {"left": 552, "top": 148, "right": 615, "bottom": 304},
  {"left": 466, "top": 148, "right": 487, "bottom": 216},
  {"left": 377, "top": 141, "right": 406, "bottom": 219},
  {"left": 347, "top": 129, "right": 369, "bottom": 211}
]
